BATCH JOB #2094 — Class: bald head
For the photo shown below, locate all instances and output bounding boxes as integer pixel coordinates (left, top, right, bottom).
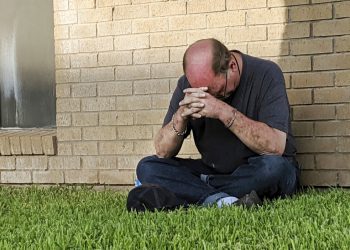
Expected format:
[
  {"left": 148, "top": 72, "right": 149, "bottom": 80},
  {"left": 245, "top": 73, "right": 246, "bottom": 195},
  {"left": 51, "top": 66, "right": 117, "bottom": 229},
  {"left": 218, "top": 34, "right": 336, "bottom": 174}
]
[
  {"left": 183, "top": 39, "right": 230, "bottom": 88},
  {"left": 183, "top": 39, "right": 214, "bottom": 87}
]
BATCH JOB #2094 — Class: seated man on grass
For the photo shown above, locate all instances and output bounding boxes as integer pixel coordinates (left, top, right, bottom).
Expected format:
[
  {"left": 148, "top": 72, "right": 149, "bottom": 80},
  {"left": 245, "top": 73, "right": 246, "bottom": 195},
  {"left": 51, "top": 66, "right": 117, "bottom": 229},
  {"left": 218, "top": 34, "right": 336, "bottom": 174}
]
[{"left": 130, "top": 38, "right": 300, "bottom": 210}]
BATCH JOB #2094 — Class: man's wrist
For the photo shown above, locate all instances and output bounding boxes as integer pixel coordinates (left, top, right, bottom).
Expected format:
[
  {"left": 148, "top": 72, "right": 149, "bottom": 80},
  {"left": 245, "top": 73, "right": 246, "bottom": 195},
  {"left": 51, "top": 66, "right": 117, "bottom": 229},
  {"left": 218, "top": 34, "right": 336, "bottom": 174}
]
[
  {"left": 172, "top": 109, "right": 188, "bottom": 136},
  {"left": 219, "top": 104, "right": 237, "bottom": 129},
  {"left": 225, "top": 109, "right": 237, "bottom": 128}
]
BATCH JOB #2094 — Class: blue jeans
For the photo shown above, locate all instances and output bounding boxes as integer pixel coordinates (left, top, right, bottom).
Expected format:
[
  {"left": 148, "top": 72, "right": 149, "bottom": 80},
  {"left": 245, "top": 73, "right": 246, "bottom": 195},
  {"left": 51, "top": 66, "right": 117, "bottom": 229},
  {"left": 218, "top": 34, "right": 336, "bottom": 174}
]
[{"left": 136, "top": 155, "right": 300, "bottom": 206}]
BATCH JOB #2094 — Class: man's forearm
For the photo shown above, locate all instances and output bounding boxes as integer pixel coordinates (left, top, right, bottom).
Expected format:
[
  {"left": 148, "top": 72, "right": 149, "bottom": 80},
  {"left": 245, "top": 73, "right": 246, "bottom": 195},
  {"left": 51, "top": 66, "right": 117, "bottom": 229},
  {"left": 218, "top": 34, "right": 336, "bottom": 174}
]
[
  {"left": 219, "top": 104, "right": 286, "bottom": 155},
  {"left": 154, "top": 109, "right": 188, "bottom": 158}
]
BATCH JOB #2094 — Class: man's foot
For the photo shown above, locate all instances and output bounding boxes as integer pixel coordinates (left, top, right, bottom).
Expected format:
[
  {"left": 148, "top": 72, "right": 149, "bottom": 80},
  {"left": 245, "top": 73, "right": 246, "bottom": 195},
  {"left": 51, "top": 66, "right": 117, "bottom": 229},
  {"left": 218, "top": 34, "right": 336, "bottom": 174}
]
[
  {"left": 126, "top": 183, "right": 188, "bottom": 212},
  {"left": 235, "top": 190, "right": 262, "bottom": 208}
]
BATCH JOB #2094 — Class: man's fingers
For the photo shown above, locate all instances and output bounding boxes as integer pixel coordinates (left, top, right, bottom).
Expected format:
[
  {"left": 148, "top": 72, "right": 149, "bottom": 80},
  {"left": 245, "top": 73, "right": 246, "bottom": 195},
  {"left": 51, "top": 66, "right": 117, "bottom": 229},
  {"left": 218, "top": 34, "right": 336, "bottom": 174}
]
[
  {"left": 181, "top": 107, "right": 202, "bottom": 117},
  {"left": 183, "top": 87, "right": 208, "bottom": 92},
  {"left": 188, "top": 103, "right": 205, "bottom": 108},
  {"left": 183, "top": 87, "right": 208, "bottom": 94},
  {"left": 179, "top": 96, "right": 203, "bottom": 106},
  {"left": 188, "top": 92, "right": 206, "bottom": 98},
  {"left": 190, "top": 113, "right": 202, "bottom": 119}
]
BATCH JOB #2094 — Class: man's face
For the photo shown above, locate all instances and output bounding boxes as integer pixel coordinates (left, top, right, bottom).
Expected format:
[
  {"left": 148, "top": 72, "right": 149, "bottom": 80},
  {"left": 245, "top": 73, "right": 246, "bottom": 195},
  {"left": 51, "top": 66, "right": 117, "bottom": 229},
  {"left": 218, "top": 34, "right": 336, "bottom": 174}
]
[{"left": 186, "top": 69, "right": 228, "bottom": 99}]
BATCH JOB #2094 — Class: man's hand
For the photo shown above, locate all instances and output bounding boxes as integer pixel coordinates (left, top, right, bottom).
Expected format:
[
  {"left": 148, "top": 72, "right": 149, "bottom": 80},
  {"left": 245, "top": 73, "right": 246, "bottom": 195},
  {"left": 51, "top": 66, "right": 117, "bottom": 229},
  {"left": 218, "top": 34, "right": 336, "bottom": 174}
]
[
  {"left": 178, "top": 87, "right": 207, "bottom": 119},
  {"left": 179, "top": 87, "right": 226, "bottom": 119}
]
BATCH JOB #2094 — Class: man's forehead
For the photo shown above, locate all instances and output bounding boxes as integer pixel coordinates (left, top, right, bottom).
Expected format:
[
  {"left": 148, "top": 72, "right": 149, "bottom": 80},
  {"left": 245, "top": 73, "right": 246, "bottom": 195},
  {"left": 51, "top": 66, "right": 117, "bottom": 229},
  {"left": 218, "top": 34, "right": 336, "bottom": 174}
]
[
  {"left": 185, "top": 41, "right": 215, "bottom": 87},
  {"left": 186, "top": 69, "right": 215, "bottom": 88}
]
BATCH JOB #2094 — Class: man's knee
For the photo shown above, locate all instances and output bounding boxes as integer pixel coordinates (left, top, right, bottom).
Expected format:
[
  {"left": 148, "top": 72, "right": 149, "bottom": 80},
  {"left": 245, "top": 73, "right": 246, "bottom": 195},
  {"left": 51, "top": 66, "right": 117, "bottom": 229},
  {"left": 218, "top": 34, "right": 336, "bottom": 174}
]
[
  {"left": 136, "top": 155, "right": 158, "bottom": 182},
  {"left": 251, "top": 155, "right": 298, "bottom": 195},
  {"left": 251, "top": 155, "right": 293, "bottom": 180}
]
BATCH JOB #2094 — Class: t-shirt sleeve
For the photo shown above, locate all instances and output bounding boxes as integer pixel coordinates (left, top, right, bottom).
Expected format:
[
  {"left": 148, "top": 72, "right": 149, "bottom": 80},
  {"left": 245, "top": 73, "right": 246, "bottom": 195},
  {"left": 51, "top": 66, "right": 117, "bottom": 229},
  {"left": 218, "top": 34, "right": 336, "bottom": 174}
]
[
  {"left": 162, "top": 76, "right": 192, "bottom": 137},
  {"left": 257, "top": 64, "right": 290, "bottom": 134}
]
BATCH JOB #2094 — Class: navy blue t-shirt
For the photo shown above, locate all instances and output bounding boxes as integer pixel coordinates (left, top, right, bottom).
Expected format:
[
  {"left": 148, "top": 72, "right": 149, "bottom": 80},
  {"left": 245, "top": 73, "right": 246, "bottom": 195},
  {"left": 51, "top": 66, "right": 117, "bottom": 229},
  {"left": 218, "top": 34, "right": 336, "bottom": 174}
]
[{"left": 163, "top": 52, "right": 296, "bottom": 174}]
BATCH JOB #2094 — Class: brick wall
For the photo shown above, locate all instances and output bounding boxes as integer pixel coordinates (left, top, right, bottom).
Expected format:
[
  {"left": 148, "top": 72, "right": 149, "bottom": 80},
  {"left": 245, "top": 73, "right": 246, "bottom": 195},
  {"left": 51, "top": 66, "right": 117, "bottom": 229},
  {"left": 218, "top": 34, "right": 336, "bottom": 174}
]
[{"left": 0, "top": 0, "right": 349, "bottom": 186}]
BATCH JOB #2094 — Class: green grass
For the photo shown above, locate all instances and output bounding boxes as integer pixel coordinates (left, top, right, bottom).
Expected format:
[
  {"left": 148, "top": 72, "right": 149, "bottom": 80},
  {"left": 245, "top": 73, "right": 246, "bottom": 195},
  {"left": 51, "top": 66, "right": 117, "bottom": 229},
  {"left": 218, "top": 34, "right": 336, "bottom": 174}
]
[{"left": 0, "top": 187, "right": 349, "bottom": 249}]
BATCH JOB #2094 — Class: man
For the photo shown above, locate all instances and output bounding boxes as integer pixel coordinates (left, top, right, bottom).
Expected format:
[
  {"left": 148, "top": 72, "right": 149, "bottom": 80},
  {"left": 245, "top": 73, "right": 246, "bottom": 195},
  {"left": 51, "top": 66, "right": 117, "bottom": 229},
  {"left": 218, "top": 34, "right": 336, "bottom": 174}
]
[{"left": 133, "top": 38, "right": 299, "bottom": 209}]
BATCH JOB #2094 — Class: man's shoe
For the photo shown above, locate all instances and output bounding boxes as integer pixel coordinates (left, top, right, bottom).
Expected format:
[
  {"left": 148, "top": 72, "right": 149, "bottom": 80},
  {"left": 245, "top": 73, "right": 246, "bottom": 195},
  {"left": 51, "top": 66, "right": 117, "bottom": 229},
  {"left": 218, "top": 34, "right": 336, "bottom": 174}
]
[
  {"left": 235, "top": 190, "right": 262, "bottom": 208},
  {"left": 127, "top": 183, "right": 188, "bottom": 212}
]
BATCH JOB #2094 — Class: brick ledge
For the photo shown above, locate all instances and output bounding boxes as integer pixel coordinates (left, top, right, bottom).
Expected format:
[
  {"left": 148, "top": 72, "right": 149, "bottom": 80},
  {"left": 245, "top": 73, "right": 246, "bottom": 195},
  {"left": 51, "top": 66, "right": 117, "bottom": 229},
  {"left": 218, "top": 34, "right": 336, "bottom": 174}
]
[{"left": 0, "top": 128, "right": 57, "bottom": 156}]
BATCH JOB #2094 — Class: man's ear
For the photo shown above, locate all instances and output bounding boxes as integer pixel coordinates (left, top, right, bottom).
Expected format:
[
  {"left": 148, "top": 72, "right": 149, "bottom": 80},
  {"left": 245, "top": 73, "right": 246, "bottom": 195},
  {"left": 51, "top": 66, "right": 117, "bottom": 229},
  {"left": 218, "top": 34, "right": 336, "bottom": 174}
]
[
  {"left": 231, "top": 57, "right": 241, "bottom": 73},
  {"left": 229, "top": 61, "right": 236, "bottom": 71}
]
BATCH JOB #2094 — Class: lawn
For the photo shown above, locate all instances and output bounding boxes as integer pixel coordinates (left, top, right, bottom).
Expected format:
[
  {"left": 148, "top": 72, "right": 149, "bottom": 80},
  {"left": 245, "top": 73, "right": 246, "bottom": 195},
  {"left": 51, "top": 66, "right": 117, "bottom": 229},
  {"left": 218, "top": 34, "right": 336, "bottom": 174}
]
[{"left": 0, "top": 187, "right": 349, "bottom": 249}]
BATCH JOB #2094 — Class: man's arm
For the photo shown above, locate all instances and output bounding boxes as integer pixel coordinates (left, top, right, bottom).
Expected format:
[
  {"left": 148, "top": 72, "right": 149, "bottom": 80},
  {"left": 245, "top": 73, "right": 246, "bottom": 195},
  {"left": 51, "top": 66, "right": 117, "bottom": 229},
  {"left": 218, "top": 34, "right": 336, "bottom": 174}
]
[
  {"left": 219, "top": 105, "right": 286, "bottom": 155},
  {"left": 154, "top": 107, "right": 187, "bottom": 158},
  {"left": 155, "top": 88, "right": 207, "bottom": 158},
  {"left": 180, "top": 88, "right": 286, "bottom": 155}
]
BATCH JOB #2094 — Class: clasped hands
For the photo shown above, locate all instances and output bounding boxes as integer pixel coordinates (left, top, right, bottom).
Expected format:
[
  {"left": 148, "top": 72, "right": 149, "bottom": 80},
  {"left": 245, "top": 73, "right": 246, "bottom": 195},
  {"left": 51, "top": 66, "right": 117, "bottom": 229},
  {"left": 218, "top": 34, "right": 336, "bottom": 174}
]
[{"left": 178, "top": 87, "right": 223, "bottom": 120}]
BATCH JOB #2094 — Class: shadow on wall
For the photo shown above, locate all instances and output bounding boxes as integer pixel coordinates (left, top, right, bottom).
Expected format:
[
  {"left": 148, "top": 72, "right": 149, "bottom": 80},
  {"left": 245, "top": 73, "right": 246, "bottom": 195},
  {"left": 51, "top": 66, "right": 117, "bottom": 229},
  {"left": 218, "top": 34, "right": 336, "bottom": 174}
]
[{"left": 276, "top": 0, "right": 350, "bottom": 187}]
